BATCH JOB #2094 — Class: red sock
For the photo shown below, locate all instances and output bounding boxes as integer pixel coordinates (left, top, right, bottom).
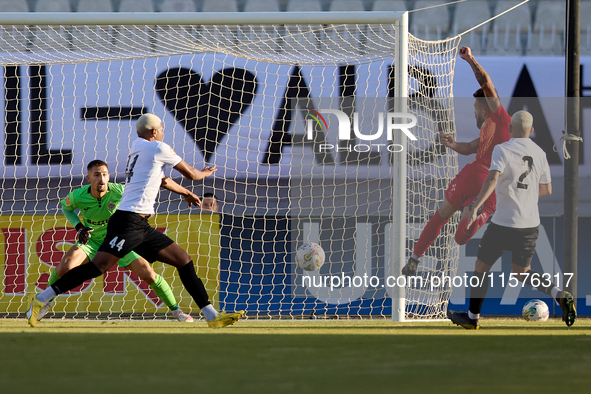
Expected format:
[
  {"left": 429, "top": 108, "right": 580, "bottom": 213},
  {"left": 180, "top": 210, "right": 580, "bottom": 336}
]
[
  {"left": 455, "top": 214, "right": 487, "bottom": 245},
  {"left": 413, "top": 211, "right": 448, "bottom": 258}
]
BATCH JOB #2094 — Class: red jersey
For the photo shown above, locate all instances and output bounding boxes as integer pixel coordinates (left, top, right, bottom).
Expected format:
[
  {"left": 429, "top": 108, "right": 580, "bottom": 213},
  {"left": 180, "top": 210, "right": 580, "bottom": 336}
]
[{"left": 471, "top": 104, "right": 511, "bottom": 168}]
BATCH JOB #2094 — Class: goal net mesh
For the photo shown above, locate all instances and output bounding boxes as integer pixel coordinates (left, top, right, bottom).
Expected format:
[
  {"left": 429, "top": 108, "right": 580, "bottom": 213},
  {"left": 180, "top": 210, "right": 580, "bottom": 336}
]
[{"left": 0, "top": 21, "right": 460, "bottom": 320}]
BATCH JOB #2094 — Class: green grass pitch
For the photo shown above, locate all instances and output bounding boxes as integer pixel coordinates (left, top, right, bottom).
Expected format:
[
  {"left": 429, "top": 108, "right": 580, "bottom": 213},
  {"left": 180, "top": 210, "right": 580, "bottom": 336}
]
[{"left": 1, "top": 318, "right": 590, "bottom": 394}]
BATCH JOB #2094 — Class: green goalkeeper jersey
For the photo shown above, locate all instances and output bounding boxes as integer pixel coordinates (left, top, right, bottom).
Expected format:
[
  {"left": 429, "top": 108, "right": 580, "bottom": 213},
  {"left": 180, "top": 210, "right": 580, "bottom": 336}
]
[{"left": 60, "top": 183, "right": 125, "bottom": 241}]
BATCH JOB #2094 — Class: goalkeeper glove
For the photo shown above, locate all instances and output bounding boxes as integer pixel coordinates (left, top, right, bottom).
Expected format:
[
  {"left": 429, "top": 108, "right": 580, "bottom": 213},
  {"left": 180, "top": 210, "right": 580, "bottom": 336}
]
[{"left": 75, "top": 223, "right": 94, "bottom": 245}]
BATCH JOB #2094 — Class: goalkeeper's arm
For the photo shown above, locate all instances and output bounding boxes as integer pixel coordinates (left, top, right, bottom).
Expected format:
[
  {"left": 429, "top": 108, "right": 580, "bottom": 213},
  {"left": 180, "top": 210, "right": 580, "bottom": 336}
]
[
  {"left": 62, "top": 204, "right": 82, "bottom": 228},
  {"left": 61, "top": 205, "right": 93, "bottom": 244}
]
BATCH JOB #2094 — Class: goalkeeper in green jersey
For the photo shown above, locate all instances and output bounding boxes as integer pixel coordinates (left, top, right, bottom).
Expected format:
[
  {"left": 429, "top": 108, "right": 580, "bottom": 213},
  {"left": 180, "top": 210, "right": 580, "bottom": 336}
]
[{"left": 39, "top": 159, "right": 193, "bottom": 322}]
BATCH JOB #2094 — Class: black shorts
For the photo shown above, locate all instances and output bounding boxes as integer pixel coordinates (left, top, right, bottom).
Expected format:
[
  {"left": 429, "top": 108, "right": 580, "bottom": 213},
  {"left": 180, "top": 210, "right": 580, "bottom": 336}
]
[
  {"left": 477, "top": 222, "right": 539, "bottom": 267},
  {"left": 97, "top": 210, "right": 174, "bottom": 263}
]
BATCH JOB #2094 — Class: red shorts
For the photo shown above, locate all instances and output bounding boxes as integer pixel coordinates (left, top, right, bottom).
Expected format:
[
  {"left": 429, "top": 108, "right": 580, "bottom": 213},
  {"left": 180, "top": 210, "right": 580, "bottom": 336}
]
[{"left": 445, "top": 163, "right": 496, "bottom": 219}]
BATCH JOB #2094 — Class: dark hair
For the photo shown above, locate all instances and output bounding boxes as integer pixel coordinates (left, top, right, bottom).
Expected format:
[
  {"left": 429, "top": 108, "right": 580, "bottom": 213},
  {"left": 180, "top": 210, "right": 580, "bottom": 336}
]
[
  {"left": 203, "top": 192, "right": 218, "bottom": 200},
  {"left": 473, "top": 88, "right": 492, "bottom": 112},
  {"left": 473, "top": 88, "right": 485, "bottom": 98},
  {"left": 87, "top": 160, "right": 108, "bottom": 171}
]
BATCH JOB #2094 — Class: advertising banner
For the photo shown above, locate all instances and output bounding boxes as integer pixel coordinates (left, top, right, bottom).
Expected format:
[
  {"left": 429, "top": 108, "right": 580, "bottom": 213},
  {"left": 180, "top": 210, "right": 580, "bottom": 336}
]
[{"left": 0, "top": 214, "right": 219, "bottom": 314}]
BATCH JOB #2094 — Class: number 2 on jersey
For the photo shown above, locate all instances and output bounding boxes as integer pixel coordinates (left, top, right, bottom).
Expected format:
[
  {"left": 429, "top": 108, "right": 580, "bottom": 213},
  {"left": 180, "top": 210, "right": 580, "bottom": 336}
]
[
  {"left": 517, "top": 156, "right": 533, "bottom": 189},
  {"left": 125, "top": 155, "right": 139, "bottom": 183}
]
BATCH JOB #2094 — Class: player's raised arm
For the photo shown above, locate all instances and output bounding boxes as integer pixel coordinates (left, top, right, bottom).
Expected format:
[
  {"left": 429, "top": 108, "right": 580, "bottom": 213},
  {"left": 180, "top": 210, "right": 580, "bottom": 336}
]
[
  {"left": 174, "top": 160, "right": 217, "bottom": 181},
  {"left": 459, "top": 46, "right": 501, "bottom": 113}
]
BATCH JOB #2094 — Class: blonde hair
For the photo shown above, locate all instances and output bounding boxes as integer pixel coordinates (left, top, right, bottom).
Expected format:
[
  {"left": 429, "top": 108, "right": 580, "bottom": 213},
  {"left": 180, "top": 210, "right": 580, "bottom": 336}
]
[
  {"left": 510, "top": 110, "right": 533, "bottom": 136},
  {"left": 136, "top": 113, "right": 162, "bottom": 134}
]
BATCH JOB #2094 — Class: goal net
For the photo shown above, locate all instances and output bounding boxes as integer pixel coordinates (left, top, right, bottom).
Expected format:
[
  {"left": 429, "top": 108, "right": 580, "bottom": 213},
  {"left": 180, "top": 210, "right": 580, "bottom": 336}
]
[{"left": 0, "top": 12, "right": 460, "bottom": 321}]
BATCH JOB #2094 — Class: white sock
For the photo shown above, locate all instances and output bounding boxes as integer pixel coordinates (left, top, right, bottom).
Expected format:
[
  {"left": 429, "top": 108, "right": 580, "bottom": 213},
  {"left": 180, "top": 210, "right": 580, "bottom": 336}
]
[
  {"left": 551, "top": 287, "right": 561, "bottom": 301},
  {"left": 37, "top": 287, "right": 57, "bottom": 304},
  {"left": 468, "top": 311, "right": 480, "bottom": 320},
  {"left": 202, "top": 304, "right": 218, "bottom": 321},
  {"left": 411, "top": 254, "right": 420, "bottom": 261}
]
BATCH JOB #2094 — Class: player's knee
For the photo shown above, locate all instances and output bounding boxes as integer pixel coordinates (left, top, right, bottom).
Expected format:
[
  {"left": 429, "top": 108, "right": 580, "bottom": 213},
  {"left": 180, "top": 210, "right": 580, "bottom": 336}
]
[
  {"left": 138, "top": 270, "right": 157, "bottom": 284},
  {"left": 55, "top": 266, "right": 68, "bottom": 277},
  {"left": 170, "top": 250, "right": 191, "bottom": 267},
  {"left": 92, "top": 251, "right": 119, "bottom": 273},
  {"left": 475, "top": 259, "right": 492, "bottom": 273},
  {"left": 159, "top": 243, "right": 192, "bottom": 267},
  {"left": 454, "top": 219, "right": 471, "bottom": 245},
  {"left": 94, "top": 262, "right": 109, "bottom": 273},
  {"left": 454, "top": 232, "right": 469, "bottom": 245},
  {"left": 93, "top": 259, "right": 116, "bottom": 273},
  {"left": 177, "top": 257, "right": 192, "bottom": 268}
]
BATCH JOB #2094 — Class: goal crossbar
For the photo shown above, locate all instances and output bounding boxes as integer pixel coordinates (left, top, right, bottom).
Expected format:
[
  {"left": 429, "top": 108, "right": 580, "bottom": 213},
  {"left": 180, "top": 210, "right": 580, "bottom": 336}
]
[{"left": 0, "top": 11, "right": 406, "bottom": 26}]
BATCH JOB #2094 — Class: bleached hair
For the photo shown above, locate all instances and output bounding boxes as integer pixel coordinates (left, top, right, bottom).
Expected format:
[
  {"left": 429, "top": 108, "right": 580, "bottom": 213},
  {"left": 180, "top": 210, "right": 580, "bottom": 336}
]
[
  {"left": 510, "top": 110, "right": 533, "bottom": 136},
  {"left": 136, "top": 113, "right": 161, "bottom": 133}
]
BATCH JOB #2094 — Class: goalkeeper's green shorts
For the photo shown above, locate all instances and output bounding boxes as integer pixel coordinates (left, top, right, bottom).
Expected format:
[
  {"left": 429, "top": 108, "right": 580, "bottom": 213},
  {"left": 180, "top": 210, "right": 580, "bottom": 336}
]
[{"left": 77, "top": 237, "right": 141, "bottom": 268}]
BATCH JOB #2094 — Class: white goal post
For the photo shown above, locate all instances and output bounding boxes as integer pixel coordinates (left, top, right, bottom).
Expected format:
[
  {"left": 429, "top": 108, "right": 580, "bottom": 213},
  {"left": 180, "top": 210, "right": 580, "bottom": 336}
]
[{"left": 0, "top": 12, "right": 460, "bottom": 321}]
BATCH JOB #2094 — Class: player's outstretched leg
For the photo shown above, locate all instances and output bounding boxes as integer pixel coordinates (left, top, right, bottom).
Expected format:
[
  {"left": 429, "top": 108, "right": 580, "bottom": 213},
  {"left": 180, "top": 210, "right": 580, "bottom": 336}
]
[
  {"left": 175, "top": 259, "right": 243, "bottom": 327},
  {"left": 402, "top": 210, "right": 450, "bottom": 276},
  {"left": 447, "top": 310, "right": 479, "bottom": 330},
  {"left": 37, "top": 301, "right": 53, "bottom": 321},
  {"left": 454, "top": 198, "right": 488, "bottom": 245},
  {"left": 455, "top": 212, "right": 487, "bottom": 245},
  {"left": 126, "top": 257, "right": 195, "bottom": 322},
  {"left": 157, "top": 243, "right": 244, "bottom": 327},
  {"left": 448, "top": 271, "right": 486, "bottom": 330},
  {"left": 556, "top": 291, "right": 576, "bottom": 327},
  {"left": 172, "top": 309, "right": 194, "bottom": 322},
  {"left": 26, "top": 295, "right": 46, "bottom": 328},
  {"left": 28, "top": 259, "right": 105, "bottom": 327},
  {"left": 521, "top": 269, "right": 576, "bottom": 327},
  {"left": 207, "top": 310, "right": 245, "bottom": 328},
  {"left": 38, "top": 268, "right": 61, "bottom": 321}
]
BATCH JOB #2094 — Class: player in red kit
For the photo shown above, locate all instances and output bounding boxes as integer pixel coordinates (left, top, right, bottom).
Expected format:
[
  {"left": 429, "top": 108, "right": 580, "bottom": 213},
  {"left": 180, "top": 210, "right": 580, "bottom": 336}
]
[{"left": 402, "top": 46, "right": 511, "bottom": 277}]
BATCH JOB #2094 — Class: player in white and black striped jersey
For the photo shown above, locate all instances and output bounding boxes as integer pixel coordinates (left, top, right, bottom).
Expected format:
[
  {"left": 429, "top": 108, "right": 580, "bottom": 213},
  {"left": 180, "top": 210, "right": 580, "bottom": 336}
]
[{"left": 448, "top": 110, "right": 576, "bottom": 329}]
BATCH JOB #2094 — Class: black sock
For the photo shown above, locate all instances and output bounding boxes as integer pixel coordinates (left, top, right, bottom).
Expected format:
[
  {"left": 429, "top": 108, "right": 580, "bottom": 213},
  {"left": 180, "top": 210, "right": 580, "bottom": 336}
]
[
  {"left": 522, "top": 269, "right": 555, "bottom": 296},
  {"left": 468, "top": 271, "right": 488, "bottom": 316},
  {"left": 178, "top": 261, "right": 211, "bottom": 309},
  {"left": 50, "top": 262, "right": 102, "bottom": 294}
]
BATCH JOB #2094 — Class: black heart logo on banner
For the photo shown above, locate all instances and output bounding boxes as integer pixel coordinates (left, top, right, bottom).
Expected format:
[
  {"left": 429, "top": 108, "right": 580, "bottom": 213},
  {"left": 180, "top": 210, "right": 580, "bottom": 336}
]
[{"left": 155, "top": 67, "right": 257, "bottom": 162}]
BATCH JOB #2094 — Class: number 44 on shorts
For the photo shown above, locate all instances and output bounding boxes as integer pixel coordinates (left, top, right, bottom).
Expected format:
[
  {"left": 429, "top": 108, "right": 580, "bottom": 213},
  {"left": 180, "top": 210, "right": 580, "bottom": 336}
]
[{"left": 109, "top": 236, "right": 125, "bottom": 252}]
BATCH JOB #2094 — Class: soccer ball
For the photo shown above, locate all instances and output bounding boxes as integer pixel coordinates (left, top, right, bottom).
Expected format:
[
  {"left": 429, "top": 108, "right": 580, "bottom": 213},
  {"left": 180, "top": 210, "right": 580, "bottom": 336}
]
[
  {"left": 295, "top": 242, "right": 325, "bottom": 271},
  {"left": 522, "top": 299, "right": 550, "bottom": 322}
]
